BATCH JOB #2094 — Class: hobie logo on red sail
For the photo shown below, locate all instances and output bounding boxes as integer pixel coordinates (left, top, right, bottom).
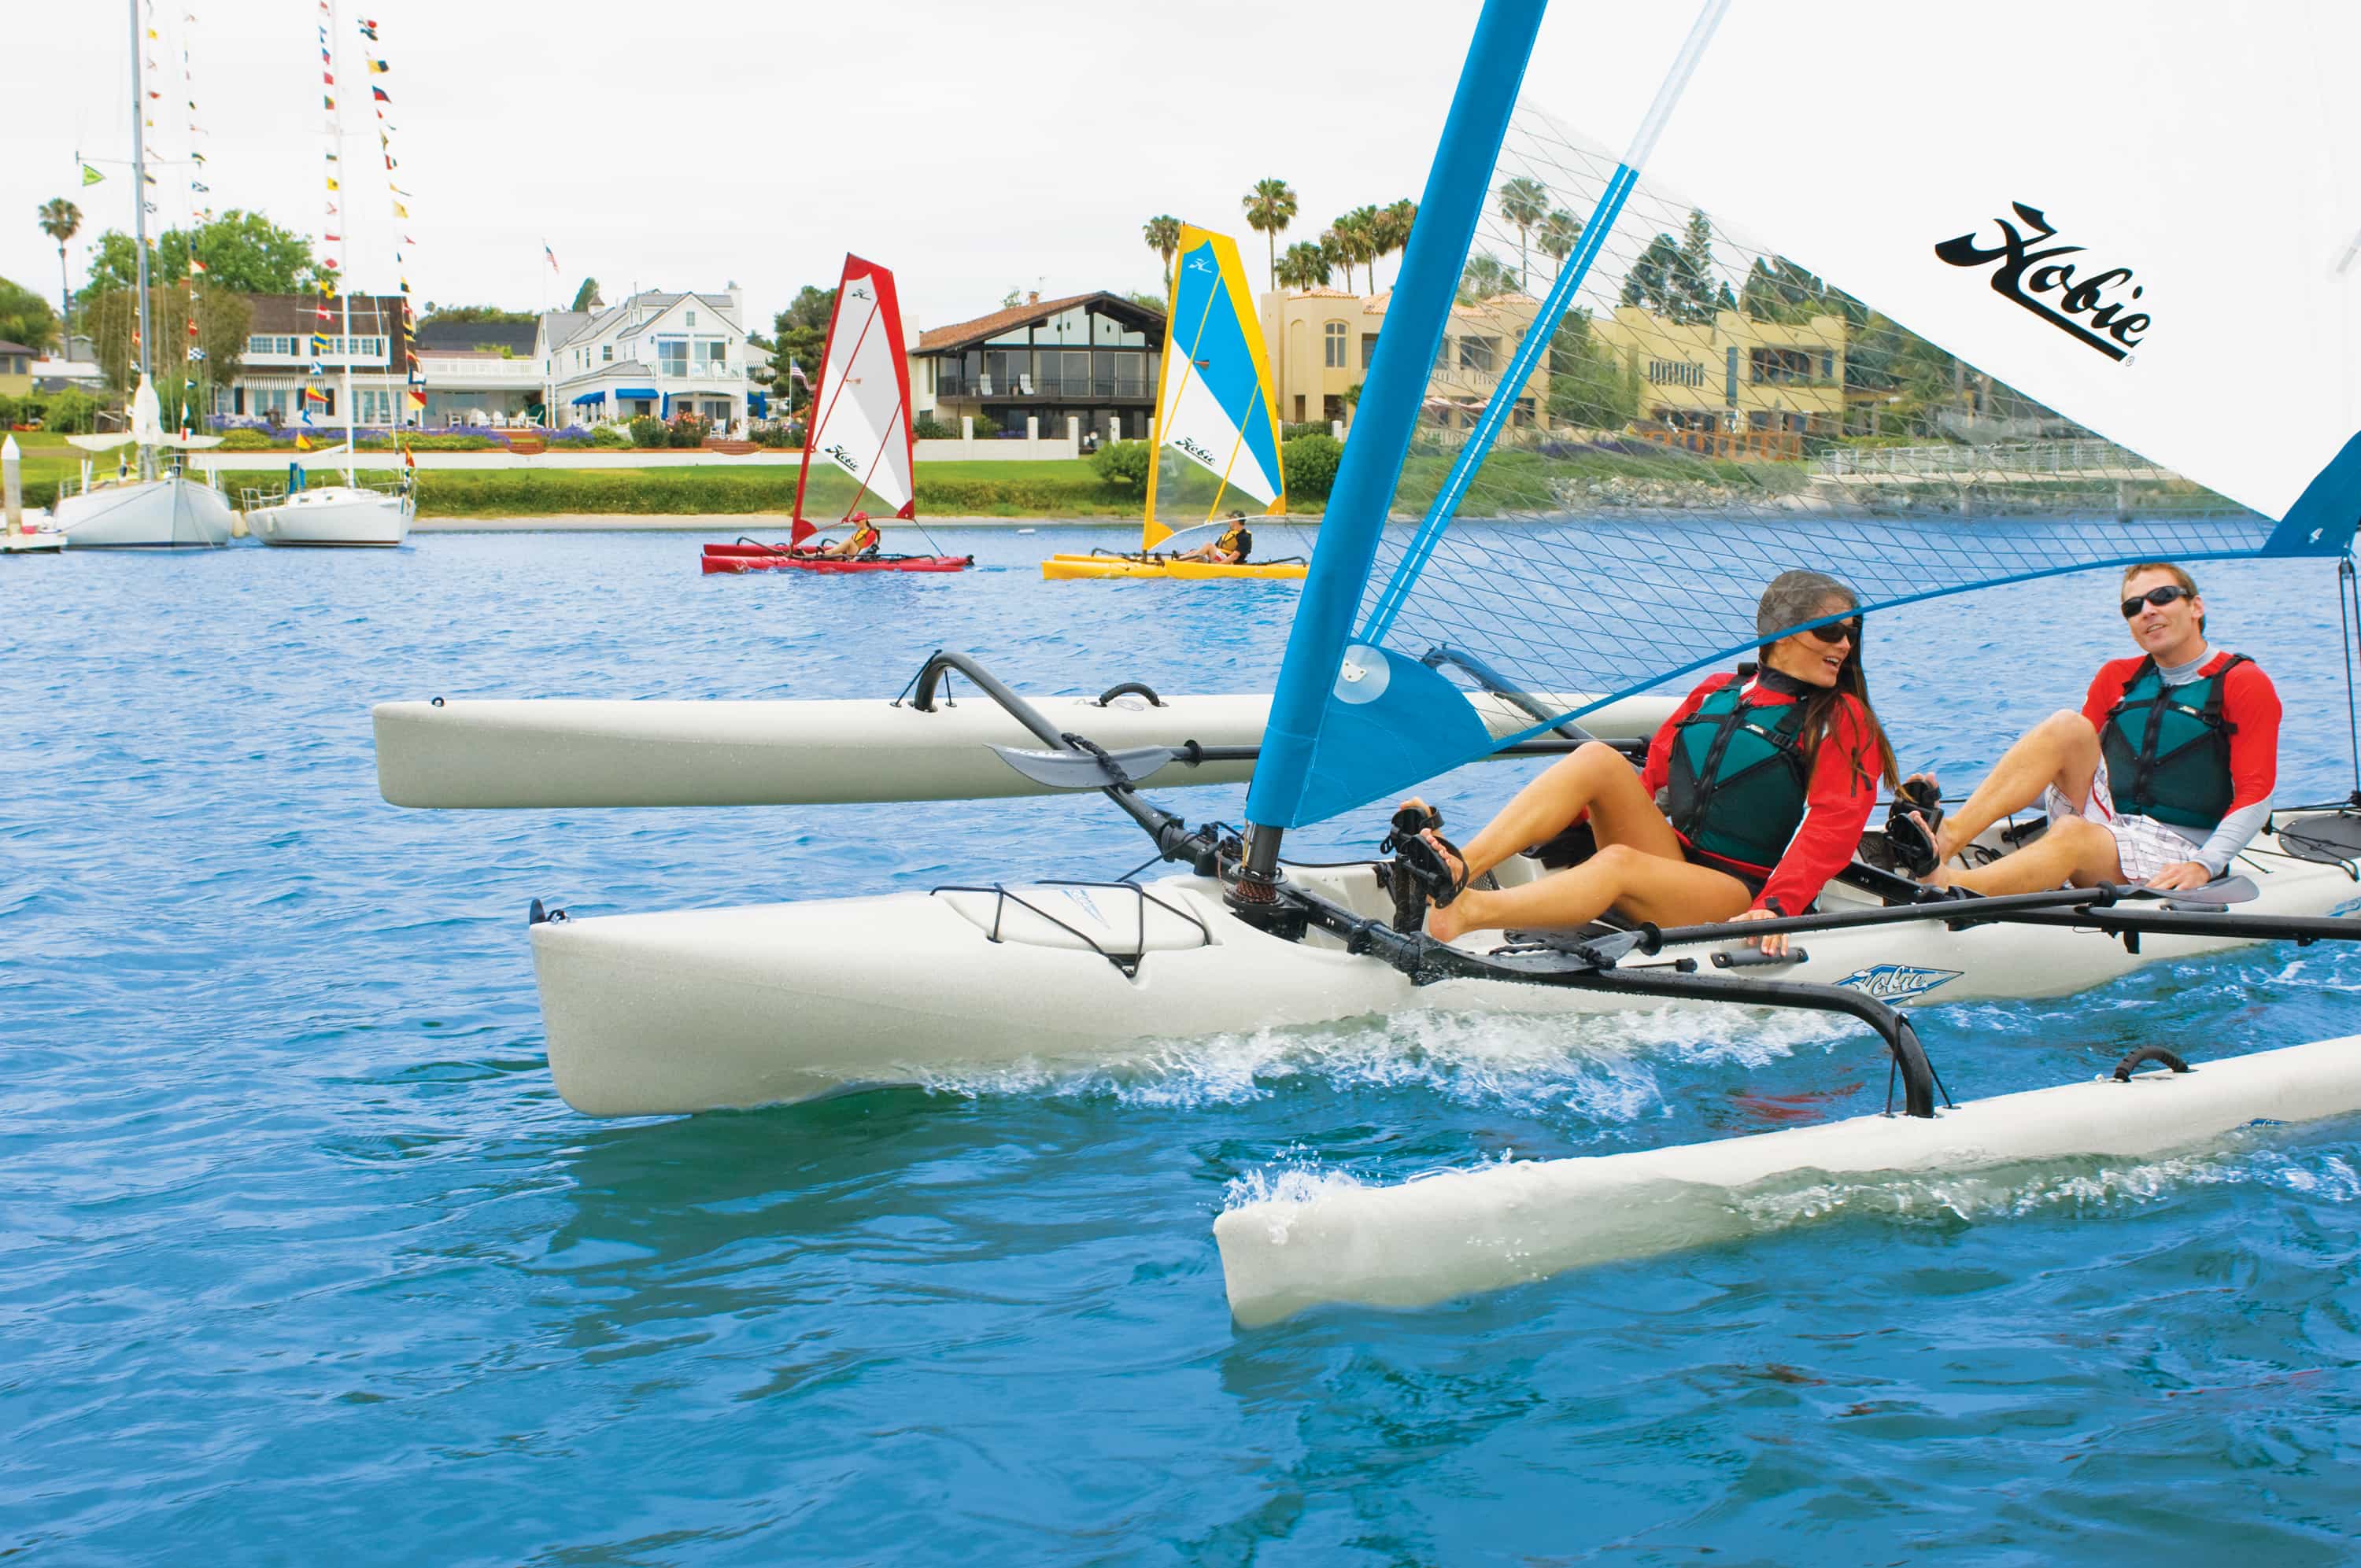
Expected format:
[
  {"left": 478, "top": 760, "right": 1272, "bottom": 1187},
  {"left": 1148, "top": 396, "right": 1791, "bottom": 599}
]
[{"left": 1934, "top": 202, "right": 2150, "bottom": 361}]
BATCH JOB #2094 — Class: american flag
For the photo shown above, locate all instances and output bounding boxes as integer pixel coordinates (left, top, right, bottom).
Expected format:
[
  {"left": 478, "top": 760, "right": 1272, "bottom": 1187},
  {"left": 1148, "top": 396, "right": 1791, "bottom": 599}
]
[
  {"left": 789, "top": 361, "right": 810, "bottom": 388},
  {"left": 542, "top": 241, "right": 559, "bottom": 273}
]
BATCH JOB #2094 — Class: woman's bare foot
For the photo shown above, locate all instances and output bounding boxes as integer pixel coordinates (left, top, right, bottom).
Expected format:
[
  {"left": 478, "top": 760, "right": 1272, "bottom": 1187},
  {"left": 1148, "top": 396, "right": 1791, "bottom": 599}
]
[{"left": 1420, "top": 832, "right": 1479, "bottom": 941}]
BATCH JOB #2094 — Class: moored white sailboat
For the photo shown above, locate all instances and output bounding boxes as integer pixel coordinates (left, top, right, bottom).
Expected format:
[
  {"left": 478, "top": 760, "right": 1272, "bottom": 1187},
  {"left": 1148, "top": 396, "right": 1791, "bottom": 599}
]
[{"left": 49, "top": 6, "right": 234, "bottom": 551}]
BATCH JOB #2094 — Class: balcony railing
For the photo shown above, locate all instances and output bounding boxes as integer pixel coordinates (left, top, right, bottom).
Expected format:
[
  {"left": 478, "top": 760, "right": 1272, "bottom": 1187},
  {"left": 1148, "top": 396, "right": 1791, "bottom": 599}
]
[{"left": 936, "top": 374, "right": 1149, "bottom": 400}]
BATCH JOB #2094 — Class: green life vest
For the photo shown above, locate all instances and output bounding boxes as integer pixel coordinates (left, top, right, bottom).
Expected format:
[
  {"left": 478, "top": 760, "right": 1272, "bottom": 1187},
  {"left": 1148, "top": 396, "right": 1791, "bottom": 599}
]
[
  {"left": 1665, "top": 672, "right": 1812, "bottom": 870},
  {"left": 2098, "top": 654, "right": 2251, "bottom": 832}
]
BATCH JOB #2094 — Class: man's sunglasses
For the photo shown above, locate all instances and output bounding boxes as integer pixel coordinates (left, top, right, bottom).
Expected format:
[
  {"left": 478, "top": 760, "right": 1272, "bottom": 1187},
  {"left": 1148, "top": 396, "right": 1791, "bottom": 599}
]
[
  {"left": 1801, "top": 618, "right": 1862, "bottom": 646},
  {"left": 2121, "top": 584, "right": 2195, "bottom": 618}
]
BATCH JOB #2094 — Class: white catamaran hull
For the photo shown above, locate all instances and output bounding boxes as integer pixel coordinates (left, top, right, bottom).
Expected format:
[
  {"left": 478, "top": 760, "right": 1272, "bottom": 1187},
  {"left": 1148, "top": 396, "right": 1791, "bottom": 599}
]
[
  {"left": 373, "top": 692, "right": 1677, "bottom": 810},
  {"left": 50, "top": 474, "right": 235, "bottom": 548},
  {"left": 249, "top": 484, "right": 413, "bottom": 547},
  {"left": 1214, "top": 1032, "right": 2361, "bottom": 1326},
  {"left": 529, "top": 818, "right": 2361, "bottom": 1116}
]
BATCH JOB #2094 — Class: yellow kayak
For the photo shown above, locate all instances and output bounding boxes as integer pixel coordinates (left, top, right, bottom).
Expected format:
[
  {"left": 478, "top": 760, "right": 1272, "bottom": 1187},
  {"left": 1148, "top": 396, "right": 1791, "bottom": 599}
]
[{"left": 1040, "top": 553, "right": 1308, "bottom": 582}]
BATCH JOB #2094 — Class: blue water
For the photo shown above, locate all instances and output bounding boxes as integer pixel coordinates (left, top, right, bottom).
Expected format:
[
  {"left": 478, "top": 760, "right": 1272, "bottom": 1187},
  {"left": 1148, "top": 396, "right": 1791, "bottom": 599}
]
[{"left": 6, "top": 525, "right": 2361, "bottom": 1563}]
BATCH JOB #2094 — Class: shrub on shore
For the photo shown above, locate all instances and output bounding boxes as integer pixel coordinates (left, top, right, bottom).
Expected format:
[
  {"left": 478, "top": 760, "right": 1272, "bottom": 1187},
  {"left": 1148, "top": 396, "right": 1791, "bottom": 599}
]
[
  {"left": 1281, "top": 432, "right": 1343, "bottom": 504},
  {"left": 1090, "top": 439, "right": 1153, "bottom": 492}
]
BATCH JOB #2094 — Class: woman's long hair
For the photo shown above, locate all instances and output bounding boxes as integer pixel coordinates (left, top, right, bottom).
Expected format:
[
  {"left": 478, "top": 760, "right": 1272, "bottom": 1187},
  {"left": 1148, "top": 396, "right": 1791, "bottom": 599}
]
[{"left": 1767, "top": 591, "right": 1901, "bottom": 791}]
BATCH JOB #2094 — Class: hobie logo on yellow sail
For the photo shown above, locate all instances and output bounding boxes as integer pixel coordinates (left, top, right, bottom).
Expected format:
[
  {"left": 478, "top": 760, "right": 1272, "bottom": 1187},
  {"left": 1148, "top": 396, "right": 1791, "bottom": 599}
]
[{"left": 1934, "top": 202, "right": 2151, "bottom": 361}]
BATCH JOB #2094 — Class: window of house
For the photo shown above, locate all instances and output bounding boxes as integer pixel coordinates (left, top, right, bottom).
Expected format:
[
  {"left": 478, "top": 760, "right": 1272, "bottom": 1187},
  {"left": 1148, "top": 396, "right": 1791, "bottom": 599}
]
[
  {"left": 685, "top": 310, "right": 696, "bottom": 327},
  {"left": 1457, "top": 336, "right": 1497, "bottom": 373},
  {"left": 602, "top": 345, "right": 613, "bottom": 363},
  {"left": 1647, "top": 359, "right": 1706, "bottom": 388},
  {"left": 702, "top": 341, "right": 728, "bottom": 369},
  {"left": 1322, "top": 393, "right": 1344, "bottom": 422},
  {"left": 657, "top": 338, "right": 689, "bottom": 377},
  {"left": 1362, "top": 331, "right": 1381, "bottom": 369},
  {"left": 1323, "top": 321, "right": 1347, "bottom": 368},
  {"left": 1750, "top": 347, "right": 1819, "bottom": 384}
]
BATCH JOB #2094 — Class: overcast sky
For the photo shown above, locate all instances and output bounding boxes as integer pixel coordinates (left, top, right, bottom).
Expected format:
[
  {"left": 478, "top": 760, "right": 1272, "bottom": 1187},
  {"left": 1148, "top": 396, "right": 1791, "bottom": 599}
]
[{"left": 3, "top": 2, "right": 1711, "bottom": 341}]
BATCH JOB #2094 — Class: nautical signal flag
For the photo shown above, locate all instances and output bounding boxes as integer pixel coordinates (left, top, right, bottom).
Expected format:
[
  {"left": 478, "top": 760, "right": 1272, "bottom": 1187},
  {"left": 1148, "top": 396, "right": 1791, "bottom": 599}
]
[
  {"left": 371, "top": 86, "right": 390, "bottom": 103},
  {"left": 391, "top": 203, "right": 408, "bottom": 220},
  {"left": 189, "top": 256, "right": 206, "bottom": 274},
  {"left": 296, "top": 434, "right": 313, "bottom": 451},
  {"left": 82, "top": 164, "right": 105, "bottom": 185},
  {"left": 360, "top": 18, "right": 378, "bottom": 37},
  {"left": 368, "top": 59, "right": 388, "bottom": 73}
]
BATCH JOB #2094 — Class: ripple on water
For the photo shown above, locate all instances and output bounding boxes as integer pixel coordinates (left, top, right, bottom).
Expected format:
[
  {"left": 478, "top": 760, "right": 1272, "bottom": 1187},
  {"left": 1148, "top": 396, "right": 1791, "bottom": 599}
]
[{"left": 5, "top": 534, "right": 2361, "bottom": 1561}]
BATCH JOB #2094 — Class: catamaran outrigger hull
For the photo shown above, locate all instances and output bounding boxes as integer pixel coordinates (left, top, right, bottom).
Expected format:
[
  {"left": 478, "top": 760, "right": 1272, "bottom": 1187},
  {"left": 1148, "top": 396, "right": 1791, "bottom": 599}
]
[
  {"left": 527, "top": 817, "right": 2361, "bottom": 1117},
  {"left": 1214, "top": 1031, "right": 2361, "bottom": 1327},
  {"left": 372, "top": 691, "right": 1676, "bottom": 810}
]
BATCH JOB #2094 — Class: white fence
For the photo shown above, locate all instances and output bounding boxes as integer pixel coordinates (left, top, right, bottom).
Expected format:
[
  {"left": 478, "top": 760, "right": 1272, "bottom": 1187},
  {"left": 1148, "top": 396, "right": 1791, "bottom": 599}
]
[{"left": 1814, "top": 439, "right": 2171, "bottom": 480}]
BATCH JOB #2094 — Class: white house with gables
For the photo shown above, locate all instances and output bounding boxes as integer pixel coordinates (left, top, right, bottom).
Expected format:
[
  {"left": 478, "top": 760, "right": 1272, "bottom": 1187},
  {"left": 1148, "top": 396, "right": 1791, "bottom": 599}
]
[{"left": 538, "top": 286, "right": 773, "bottom": 430}]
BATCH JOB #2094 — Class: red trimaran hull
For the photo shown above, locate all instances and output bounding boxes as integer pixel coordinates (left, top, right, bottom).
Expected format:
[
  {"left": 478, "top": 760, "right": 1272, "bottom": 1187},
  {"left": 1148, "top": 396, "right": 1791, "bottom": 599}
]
[{"left": 711, "top": 252, "right": 965, "bottom": 574}]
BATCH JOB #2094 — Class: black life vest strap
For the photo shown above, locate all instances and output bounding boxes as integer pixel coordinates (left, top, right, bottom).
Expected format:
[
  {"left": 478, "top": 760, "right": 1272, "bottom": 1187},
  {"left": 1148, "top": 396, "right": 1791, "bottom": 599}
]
[{"left": 1672, "top": 669, "right": 1809, "bottom": 844}]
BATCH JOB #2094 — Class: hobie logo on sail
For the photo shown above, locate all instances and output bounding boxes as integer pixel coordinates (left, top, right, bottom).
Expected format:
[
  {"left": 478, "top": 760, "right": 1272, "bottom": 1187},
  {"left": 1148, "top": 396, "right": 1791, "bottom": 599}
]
[
  {"left": 1934, "top": 202, "right": 2151, "bottom": 361},
  {"left": 849, "top": 284, "right": 873, "bottom": 302},
  {"left": 1836, "top": 963, "right": 1964, "bottom": 1002},
  {"left": 1177, "top": 435, "right": 1217, "bottom": 464},
  {"left": 826, "top": 443, "right": 857, "bottom": 472}
]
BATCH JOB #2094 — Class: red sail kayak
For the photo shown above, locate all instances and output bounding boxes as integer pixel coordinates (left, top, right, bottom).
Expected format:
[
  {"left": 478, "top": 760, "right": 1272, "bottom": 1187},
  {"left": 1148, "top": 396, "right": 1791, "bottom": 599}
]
[{"left": 701, "top": 549, "right": 973, "bottom": 574}]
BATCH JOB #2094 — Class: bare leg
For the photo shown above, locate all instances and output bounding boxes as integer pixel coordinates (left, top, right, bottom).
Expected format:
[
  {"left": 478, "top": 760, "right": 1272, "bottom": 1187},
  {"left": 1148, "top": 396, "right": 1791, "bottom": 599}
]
[
  {"left": 1428, "top": 742, "right": 1683, "bottom": 882},
  {"left": 1429, "top": 843, "right": 1751, "bottom": 942},
  {"left": 1931, "top": 815, "right": 2123, "bottom": 895},
  {"left": 1935, "top": 710, "right": 2101, "bottom": 861}
]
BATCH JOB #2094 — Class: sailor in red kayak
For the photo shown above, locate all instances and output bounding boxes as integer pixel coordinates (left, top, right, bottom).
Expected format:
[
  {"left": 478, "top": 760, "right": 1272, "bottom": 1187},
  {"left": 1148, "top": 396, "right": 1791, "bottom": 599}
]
[
  {"left": 1897, "top": 561, "right": 2282, "bottom": 895},
  {"left": 822, "top": 512, "right": 883, "bottom": 559}
]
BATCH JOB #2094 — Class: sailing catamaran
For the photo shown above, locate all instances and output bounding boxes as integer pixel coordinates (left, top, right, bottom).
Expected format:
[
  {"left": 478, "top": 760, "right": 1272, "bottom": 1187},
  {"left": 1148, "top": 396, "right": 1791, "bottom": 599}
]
[
  {"left": 1043, "top": 224, "right": 1301, "bottom": 581},
  {"left": 375, "top": 0, "right": 2361, "bottom": 1312},
  {"left": 704, "top": 253, "right": 970, "bottom": 575},
  {"left": 49, "top": 1, "right": 234, "bottom": 550}
]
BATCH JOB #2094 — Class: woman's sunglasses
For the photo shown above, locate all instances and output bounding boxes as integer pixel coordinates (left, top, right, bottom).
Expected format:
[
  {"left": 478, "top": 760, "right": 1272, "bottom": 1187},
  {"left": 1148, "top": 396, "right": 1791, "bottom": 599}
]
[
  {"left": 2121, "top": 584, "right": 2194, "bottom": 618},
  {"left": 1801, "top": 618, "right": 1862, "bottom": 646}
]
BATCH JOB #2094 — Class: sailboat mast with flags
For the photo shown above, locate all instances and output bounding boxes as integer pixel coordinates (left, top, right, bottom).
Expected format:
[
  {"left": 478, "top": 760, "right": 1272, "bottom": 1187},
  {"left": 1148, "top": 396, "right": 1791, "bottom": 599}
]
[{"left": 376, "top": 0, "right": 2361, "bottom": 1313}]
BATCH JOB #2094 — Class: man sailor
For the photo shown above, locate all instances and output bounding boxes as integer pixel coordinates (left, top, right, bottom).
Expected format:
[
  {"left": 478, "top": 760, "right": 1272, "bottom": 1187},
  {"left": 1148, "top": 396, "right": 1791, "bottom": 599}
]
[
  {"left": 1898, "top": 562, "right": 2281, "bottom": 895},
  {"left": 1177, "top": 511, "right": 1252, "bottom": 565}
]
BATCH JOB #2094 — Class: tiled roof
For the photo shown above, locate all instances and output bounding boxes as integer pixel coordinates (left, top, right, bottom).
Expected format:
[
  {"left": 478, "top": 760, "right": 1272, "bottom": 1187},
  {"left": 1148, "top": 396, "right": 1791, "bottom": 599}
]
[{"left": 914, "top": 291, "right": 1160, "bottom": 353}]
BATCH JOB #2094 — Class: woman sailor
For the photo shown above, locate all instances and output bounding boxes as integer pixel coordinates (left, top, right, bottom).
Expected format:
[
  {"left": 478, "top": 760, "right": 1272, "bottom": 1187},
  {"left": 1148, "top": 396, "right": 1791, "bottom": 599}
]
[
  {"left": 1410, "top": 570, "right": 1899, "bottom": 956},
  {"left": 821, "top": 511, "right": 883, "bottom": 559}
]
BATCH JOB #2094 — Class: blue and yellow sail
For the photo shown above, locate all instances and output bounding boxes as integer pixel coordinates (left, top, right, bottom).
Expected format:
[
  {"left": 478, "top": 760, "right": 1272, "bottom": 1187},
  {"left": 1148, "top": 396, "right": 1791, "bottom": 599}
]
[{"left": 1142, "top": 226, "right": 1286, "bottom": 549}]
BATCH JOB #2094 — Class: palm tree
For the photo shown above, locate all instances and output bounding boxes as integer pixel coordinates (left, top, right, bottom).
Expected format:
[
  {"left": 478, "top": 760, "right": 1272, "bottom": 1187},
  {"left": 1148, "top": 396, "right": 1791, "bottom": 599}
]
[
  {"left": 1241, "top": 178, "right": 1298, "bottom": 294},
  {"left": 1335, "top": 206, "right": 1382, "bottom": 297},
  {"left": 37, "top": 197, "right": 81, "bottom": 352},
  {"left": 1458, "top": 253, "right": 1517, "bottom": 303},
  {"left": 1274, "top": 241, "right": 1331, "bottom": 292},
  {"left": 1496, "top": 176, "right": 1550, "bottom": 291},
  {"left": 1373, "top": 197, "right": 1417, "bottom": 291},
  {"left": 1142, "top": 214, "right": 1182, "bottom": 288},
  {"left": 1537, "top": 208, "right": 1582, "bottom": 286},
  {"left": 1319, "top": 227, "right": 1350, "bottom": 294}
]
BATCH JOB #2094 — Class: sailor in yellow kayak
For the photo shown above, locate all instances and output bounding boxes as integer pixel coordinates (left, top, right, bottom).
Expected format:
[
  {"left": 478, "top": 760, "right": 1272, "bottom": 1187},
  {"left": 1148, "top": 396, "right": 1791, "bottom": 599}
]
[{"left": 1044, "top": 223, "right": 1303, "bottom": 583}]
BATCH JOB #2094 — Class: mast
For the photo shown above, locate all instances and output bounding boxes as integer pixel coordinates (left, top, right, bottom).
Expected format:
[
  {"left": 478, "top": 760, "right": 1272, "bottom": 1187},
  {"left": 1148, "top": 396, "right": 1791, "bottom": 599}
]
[
  {"left": 1236, "top": 0, "right": 1545, "bottom": 882},
  {"left": 127, "top": 0, "right": 153, "bottom": 481},
  {"left": 327, "top": 0, "right": 356, "bottom": 486}
]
